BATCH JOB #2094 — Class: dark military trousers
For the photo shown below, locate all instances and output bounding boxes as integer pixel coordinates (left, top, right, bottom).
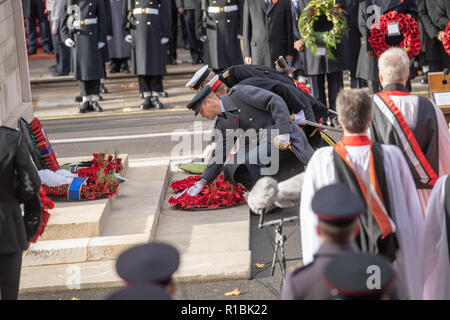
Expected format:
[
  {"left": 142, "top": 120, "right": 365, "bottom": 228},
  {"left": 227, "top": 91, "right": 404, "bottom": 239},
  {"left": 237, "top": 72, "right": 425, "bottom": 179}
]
[
  {"left": 138, "top": 75, "right": 163, "bottom": 94},
  {"left": 51, "top": 31, "right": 71, "bottom": 75},
  {"left": 168, "top": 5, "right": 188, "bottom": 63},
  {"left": 0, "top": 252, "right": 22, "bottom": 300},
  {"left": 26, "top": 0, "right": 52, "bottom": 53},
  {"left": 309, "top": 72, "right": 342, "bottom": 121},
  {"left": 79, "top": 80, "right": 101, "bottom": 96},
  {"left": 184, "top": 9, "right": 203, "bottom": 63}
]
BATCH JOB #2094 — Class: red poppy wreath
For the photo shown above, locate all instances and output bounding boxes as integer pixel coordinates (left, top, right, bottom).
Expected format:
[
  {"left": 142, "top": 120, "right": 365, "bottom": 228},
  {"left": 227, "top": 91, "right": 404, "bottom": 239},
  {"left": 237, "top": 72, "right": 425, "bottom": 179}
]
[
  {"left": 442, "top": 21, "right": 450, "bottom": 56},
  {"left": 368, "top": 10, "right": 421, "bottom": 60},
  {"left": 168, "top": 175, "right": 247, "bottom": 210}
]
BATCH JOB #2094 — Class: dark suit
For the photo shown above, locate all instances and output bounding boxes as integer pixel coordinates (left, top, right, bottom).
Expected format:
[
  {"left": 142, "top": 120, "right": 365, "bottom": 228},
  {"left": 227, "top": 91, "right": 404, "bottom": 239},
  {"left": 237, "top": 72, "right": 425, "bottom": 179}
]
[
  {"left": 282, "top": 242, "right": 360, "bottom": 300},
  {"left": 297, "top": 0, "right": 345, "bottom": 115},
  {"left": 342, "top": 0, "right": 361, "bottom": 88},
  {"left": 22, "top": 0, "right": 53, "bottom": 53},
  {"left": 435, "top": 0, "right": 450, "bottom": 68},
  {"left": 0, "top": 127, "right": 42, "bottom": 300},
  {"left": 243, "top": 0, "right": 295, "bottom": 68},
  {"left": 290, "top": 0, "right": 305, "bottom": 76},
  {"left": 418, "top": 0, "right": 443, "bottom": 72},
  {"left": 176, "top": 0, "right": 204, "bottom": 63},
  {"left": 201, "top": 84, "right": 314, "bottom": 189}
]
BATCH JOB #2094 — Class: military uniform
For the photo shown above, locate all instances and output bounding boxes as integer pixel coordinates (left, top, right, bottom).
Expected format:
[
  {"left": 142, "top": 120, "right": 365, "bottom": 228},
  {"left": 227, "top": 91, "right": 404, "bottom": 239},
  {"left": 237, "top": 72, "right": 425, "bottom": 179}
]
[
  {"left": 61, "top": 0, "right": 108, "bottom": 113},
  {"left": 282, "top": 242, "right": 360, "bottom": 300},
  {"left": 341, "top": 0, "right": 361, "bottom": 88},
  {"left": 197, "top": 0, "right": 244, "bottom": 72},
  {"left": 123, "top": 0, "right": 171, "bottom": 109},
  {"left": 188, "top": 84, "right": 314, "bottom": 189}
]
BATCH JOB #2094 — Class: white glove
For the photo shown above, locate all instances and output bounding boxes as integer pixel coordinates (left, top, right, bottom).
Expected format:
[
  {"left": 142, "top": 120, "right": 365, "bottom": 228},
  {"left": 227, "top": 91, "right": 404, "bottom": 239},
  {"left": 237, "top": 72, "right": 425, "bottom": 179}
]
[
  {"left": 161, "top": 37, "right": 169, "bottom": 44},
  {"left": 202, "top": 142, "right": 217, "bottom": 163},
  {"left": 64, "top": 38, "right": 75, "bottom": 47},
  {"left": 187, "top": 181, "right": 204, "bottom": 196},
  {"left": 247, "top": 177, "right": 279, "bottom": 215},
  {"left": 98, "top": 42, "right": 105, "bottom": 49},
  {"left": 293, "top": 110, "right": 306, "bottom": 126},
  {"left": 125, "top": 34, "right": 132, "bottom": 43},
  {"left": 237, "top": 34, "right": 243, "bottom": 40},
  {"left": 200, "top": 35, "right": 207, "bottom": 42},
  {"left": 274, "top": 133, "right": 291, "bottom": 149},
  {"left": 107, "top": 35, "right": 113, "bottom": 41},
  {"left": 275, "top": 172, "right": 305, "bottom": 208}
]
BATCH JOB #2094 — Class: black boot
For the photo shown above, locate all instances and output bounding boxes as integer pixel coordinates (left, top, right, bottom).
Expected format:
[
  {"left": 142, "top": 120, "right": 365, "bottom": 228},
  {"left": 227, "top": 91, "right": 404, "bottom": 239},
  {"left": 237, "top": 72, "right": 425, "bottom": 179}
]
[
  {"left": 120, "top": 60, "right": 129, "bottom": 73},
  {"left": 78, "top": 101, "right": 91, "bottom": 113},
  {"left": 140, "top": 96, "right": 154, "bottom": 110},
  {"left": 91, "top": 101, "right": 103, "bottom": 112},
  {"left": 109, "top": 60, "right": 120, "bottom": 73},
  {"left": 151, "top": 96, "right": 164, "bottom": 109},
  {"left": 100, "top": 83, "right": 108, "bottom": 94},
  {"left": 74, "top": 95, "right": 83, "bottom": 102}
]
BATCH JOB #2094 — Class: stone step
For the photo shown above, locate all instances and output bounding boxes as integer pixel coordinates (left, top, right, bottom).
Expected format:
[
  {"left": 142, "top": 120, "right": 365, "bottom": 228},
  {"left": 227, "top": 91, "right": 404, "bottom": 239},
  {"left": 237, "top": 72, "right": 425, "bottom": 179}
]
[
  {"left": 22, "top": 161, "right": 170, "bottom": 268},
  {"left": 38, "top": 154, "right": 129, "bottom": 241}
]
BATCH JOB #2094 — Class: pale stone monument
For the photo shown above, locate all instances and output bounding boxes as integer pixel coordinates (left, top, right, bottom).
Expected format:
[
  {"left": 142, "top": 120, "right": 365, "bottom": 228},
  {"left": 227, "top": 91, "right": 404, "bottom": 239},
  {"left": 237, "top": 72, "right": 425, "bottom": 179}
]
[{"left": 0, "top": 0, "right": 33, "bottom": 128}]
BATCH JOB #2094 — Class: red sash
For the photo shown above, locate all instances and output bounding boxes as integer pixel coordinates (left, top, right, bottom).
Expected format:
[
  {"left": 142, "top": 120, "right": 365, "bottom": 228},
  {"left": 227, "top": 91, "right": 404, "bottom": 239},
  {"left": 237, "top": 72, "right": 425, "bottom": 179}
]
[
  {"left": 377, "top": 91, "right": 438, "bottom": 186},
  {"left": 335, "top": 135, "right": 394, "bottom": 239}
]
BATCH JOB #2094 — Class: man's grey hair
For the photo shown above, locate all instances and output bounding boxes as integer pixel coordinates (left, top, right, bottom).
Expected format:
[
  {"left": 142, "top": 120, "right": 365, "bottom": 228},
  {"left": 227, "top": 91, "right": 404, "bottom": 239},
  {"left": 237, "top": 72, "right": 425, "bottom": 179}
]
[
  {"left": 378, "top": 48, "right": 410, "bottom": 84},
  {"left": 336, "top": 89, "right": 372, "bottom": 133}
]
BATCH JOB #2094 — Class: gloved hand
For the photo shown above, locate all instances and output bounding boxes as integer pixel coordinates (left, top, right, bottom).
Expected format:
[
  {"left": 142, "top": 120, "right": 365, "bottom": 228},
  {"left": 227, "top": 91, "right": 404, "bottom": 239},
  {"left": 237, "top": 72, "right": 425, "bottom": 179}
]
[
  {"left": 125, "top": 34, "right": 132, "bottom": 43},
  {"left": 202, "top": 142, "right": 217, "bottom": 163},
  {"left": 237, "top": 34, "right": 243, "bottom": 40},
  {"left": 274, "top": 133, "right": 291, "bottom": 149},
  {"left": 107, "top": 35, "right": 113, "bottom": 41},
  {"left": 293, "top": 110, "right": 306, "bottom": 126},
  {"left": 160, "top": 37, "right": 169, "bottom": 45},
  {"left": 187, "top": 181, "right": 204, "bottom": 196},
  {"left": 98, "top": 42, "right": 105, "bottom": 49},
  {"left": 64, "top": 38, "right": 75, "bottom": 47},
  {"left": 200, "top": 35, "right": 207, "bottom": 42}
]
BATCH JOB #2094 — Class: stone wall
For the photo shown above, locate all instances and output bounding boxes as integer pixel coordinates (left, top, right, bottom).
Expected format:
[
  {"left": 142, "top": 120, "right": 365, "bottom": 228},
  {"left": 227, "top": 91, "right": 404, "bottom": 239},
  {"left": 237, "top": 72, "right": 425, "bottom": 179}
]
[{"left": 0, "top": 0, "right": 32, "bottom": 128}]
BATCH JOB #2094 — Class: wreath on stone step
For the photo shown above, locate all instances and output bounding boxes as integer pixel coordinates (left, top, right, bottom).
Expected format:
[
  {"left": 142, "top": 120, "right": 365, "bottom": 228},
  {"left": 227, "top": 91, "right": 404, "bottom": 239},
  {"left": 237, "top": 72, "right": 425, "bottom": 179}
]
[
  {"left": 168, "top": 175, "right": 247, "bottom": 210},
  {"left": 298, "top": 0, "right": 347, "bottom": 60}
]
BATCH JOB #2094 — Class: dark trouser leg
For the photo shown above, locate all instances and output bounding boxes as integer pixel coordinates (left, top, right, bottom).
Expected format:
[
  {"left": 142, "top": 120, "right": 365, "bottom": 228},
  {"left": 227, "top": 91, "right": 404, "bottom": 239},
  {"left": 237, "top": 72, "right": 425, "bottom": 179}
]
[
  {"left": 168, "top": 8, "right": 178, "bottom": 63},
  {"left": 39, "top": 15, "right": 53, "bottom": 52},
  {"left": 350, "top": 71, "right": 361, "bottom": 89},
  {"left": 184, "top": 9, "right": 202, "bottom": 62},
  {"left": 309, "top": 74, "right": 327, "bottom": 122},
  {"left": 60, "top": 34, "right": 71, "bottom": 74},
  {"left": 368, "top": 80, "right": 380, "bottom": 95},
  {"left": 26, "top": 18, "right": 37, "bottom": 53},
  {"left": 326, "top": 72, "right": 342, "bottom": 114},
  {"left": 79, "top": 80, "right": 101, "bottom": 97},
  {"left": 51, "top": 32, "right": 61, "bottom": 72},
  {"left": 0, "top": 252, "right": 22, "bottom": 300},
  {"left": 138, "top": 75, "right": 163, "bottom": 93}
]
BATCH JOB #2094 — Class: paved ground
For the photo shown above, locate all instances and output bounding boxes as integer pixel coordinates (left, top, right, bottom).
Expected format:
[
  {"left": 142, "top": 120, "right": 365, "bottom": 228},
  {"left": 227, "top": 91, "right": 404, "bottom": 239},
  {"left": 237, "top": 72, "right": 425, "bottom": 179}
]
[{"left": 18, "top": 54, "right": 430, "bottom": 300}]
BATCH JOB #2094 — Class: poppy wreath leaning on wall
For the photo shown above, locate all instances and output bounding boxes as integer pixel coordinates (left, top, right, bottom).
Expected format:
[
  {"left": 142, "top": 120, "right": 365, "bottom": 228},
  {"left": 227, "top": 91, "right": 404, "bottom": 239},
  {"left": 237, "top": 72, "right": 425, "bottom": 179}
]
[
  {"left": 28, "top": 187, "right": 54, "bottom": 244},
  {"left": 168, "top": 175, "right": 247, "bottom": 210},
  {"left": 42, "top": 153, "right": 123, "bottom": 200},
  {"left": 298, "top": 0, "right": 347, "bottom": 60},
  {"left": 368, "top": 10, "right": 421, "bottom": 60}
]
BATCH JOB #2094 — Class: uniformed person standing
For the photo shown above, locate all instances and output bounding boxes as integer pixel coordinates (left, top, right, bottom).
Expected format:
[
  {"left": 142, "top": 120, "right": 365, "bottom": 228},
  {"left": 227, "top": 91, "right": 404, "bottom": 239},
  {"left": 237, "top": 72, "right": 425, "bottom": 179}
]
[
  {"left": 197, "top": 0, "right": 244, "bottom": 73},
  {"left": 281, "top": 183, "right": 364, "bottom": 300},
  {"left": 61, "top": 0, "right": 108, "bottom": 113},
  {"left": 341, "top": 0, "right": 361, "bottom": 89},
  {"left": 123, "top": 0, "right": 171, "bottom": 109}
]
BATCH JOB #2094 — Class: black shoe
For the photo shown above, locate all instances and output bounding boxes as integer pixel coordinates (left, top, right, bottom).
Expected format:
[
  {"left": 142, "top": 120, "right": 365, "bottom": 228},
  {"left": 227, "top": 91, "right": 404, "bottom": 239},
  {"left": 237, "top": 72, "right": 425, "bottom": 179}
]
[
  {"left": 74, "top": 95, "right": 83, "bottom": 102},
  {"left": 159, "top": 91, "right": 169, "bottom": 98},
  {"left": 120, "top": 62, "right": 129, "bottom": 73},
  {"left": 51, "top": 70, "right": 68, "bottom": 77},
  {"left": 43, "top": 48, "right": 53, "bottom": 55},
  {"left": 151, "top": 96, "right": 164, "bottom": 109},
  {"left": 100, "top": 84, "right": 108, "bottom": 94},
  {"left": 78, "top": 101, "right": 91, "bottom": 113},
  {"left": 48, "top": 64, "right": 57, "bottom": 71},
  {"left": 140, "top": 96, "right": 154, "bottom": 110},
  {"left": 99, "top": 95, "right": 104, "bottom": 101},
  {"left": 91, "top": 101, "right": 103, "bottom": 112},
  {"left": 28, "top": 49, "right": 37, "bottom": 55},
  {"left": 109, "top": 66, "right": 120, "bottom": 74}
]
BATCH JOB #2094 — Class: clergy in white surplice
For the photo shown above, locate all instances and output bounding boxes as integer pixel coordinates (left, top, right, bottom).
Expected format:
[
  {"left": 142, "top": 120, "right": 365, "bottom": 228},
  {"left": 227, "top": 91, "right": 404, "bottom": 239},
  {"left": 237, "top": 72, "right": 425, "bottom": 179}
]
[
  {"left": 300, "top": 89, "right": 424, "bottom": 300},
  {"left": 418, "top": 175, "right": 450, "bottom": 300},
  {"left": 369, "top": 48, "right": 450, "bottom": 214}
]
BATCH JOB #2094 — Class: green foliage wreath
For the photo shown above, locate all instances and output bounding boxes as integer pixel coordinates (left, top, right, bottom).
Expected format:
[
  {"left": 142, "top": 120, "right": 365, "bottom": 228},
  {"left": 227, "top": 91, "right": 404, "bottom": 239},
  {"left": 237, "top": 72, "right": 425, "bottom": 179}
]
[{"left": 298, "top": 0, "right": 347, "bottom": 60}]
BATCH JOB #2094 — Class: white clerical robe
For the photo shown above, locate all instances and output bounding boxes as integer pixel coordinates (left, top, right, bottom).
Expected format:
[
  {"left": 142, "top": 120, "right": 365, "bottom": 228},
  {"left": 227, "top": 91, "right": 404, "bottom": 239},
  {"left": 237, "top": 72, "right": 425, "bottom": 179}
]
[
  {"left": 299, "top": 141, "right": 424, "bottom": 299},
  {"left": 374, "top": 95, "right": 450, "bottom": 213},
  {"left": 418, "top": 175, "right": 450, "bottom": 300}
]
